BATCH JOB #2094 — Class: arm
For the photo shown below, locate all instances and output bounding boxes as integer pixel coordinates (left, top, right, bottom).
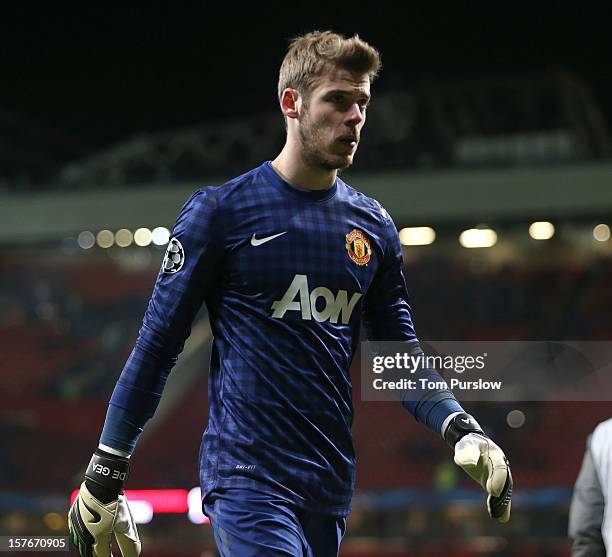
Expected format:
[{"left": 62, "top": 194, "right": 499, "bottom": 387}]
[
  {"left": 362, "top": 211, "right": 463, "bottom": 434},
  {"left": 569, "top": 435, "right": 606, "bottom": 557},
  {"left": 69, "top": 188, "right": 223, "bottom": 557},
  {"left": 104, "top": 188, "right": 222, "bottom": 451},
  {"left": 362, "top": 211, "right": 511, "bottom": 522}
]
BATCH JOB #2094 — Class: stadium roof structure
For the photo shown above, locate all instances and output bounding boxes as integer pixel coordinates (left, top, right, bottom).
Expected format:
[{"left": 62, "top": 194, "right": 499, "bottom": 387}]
[
  {"left": 48, "top": 69, "right": 612, "bottom": 191},
  {"left": 0, "top": 107, "right": 90, "bottom": 191}
]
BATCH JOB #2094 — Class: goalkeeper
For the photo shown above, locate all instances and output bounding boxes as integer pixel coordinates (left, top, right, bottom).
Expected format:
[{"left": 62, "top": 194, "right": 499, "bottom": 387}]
[{"left": 69, "top": 30, "right": 512, "bottom": 557}]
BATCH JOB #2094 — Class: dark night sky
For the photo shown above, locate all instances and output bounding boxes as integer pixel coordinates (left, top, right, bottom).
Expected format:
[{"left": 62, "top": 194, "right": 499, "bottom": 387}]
[{"left": 1, "top": 4, "right": 610, "bottom": 153}]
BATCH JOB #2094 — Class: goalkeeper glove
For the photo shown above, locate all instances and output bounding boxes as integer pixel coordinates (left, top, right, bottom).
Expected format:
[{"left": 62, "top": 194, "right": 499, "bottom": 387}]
[
  {"left": 68, "top": 449, "right": 141, "bottom": 557},
  {"left": 443, "top": 413, "right": 513, "bottom": 523}
]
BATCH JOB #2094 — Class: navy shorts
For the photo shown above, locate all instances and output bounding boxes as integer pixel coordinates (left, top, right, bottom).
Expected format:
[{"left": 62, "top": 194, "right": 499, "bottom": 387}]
[{"left": 203, "top": 488, "right": 347, "bottom": 557}]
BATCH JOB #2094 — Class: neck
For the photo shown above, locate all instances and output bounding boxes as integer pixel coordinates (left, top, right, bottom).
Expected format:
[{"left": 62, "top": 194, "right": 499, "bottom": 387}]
[{"left": 272, "top": 140, "right": 337, "bottom": 191}]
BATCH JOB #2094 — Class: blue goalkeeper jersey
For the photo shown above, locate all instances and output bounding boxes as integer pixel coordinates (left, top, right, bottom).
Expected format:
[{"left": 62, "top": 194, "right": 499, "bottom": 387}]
[{"left": 107, "top": 161, "right": 458, "bottom": 516}]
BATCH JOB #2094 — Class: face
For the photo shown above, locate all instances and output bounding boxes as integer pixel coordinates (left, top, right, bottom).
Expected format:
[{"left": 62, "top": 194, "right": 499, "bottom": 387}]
[{"left": 296, "top": 66, "right": 371, "bottom": 171}]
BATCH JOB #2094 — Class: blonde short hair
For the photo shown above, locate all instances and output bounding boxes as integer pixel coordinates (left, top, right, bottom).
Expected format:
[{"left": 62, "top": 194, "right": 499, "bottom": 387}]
[{"left": 278, "top": 30, "right": 382, "bottom": 102}]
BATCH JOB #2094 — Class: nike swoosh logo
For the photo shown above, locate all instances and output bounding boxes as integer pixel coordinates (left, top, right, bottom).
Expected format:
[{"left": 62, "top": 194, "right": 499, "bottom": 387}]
[
  {"left": 82, "top": 500, "right": 102, "bottom": 524},
  {"left": 251, "top": 232, "right": 287, "bottom": 246}
]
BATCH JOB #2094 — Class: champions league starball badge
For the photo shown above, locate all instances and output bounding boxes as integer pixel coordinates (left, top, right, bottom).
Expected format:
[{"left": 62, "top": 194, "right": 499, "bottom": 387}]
[{"left": 162, "top": 237, "right": 185, "bottom": 274}]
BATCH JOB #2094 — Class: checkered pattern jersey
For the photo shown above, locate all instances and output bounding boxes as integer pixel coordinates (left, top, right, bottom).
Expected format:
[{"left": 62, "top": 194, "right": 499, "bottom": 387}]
[{"left": 110, "top": 161, "right": 419, "bottom": 516}]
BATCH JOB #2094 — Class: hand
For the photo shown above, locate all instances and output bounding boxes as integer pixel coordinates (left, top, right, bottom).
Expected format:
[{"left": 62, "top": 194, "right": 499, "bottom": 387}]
[
  {"left": 453, "top": 432, "right": 513, "bottom": 523},
  {"left": 69, "top": 481, "right": 141, "bottom": 557},
  {"left": 68, "top": 448, "right": 140, "bottom": 556},
  {"left": 443, "top": 413, "right": 513, "bottom": 523}
]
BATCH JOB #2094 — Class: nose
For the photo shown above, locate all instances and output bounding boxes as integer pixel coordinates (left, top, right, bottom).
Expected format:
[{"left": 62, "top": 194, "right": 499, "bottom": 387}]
[{"left": 345, "top": 102, "right": 365, "bottom": 127}]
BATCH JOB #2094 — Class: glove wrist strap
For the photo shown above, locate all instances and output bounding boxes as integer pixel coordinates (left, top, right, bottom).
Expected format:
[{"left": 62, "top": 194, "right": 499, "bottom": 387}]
[
  {"left": 85, "top": 449, "right": 130, "bottom": 503},
  {"left": 443, "top": 412, "right": 484, "bottom": 448}
]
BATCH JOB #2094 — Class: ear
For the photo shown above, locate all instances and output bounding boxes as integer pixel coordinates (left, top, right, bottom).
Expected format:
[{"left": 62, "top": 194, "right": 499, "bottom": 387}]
[{"left": 279, "top": 88, "right": 300, "bottom": 120}]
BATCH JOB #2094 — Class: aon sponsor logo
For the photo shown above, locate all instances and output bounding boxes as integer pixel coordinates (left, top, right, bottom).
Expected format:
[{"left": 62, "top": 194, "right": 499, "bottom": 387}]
[{"left": 271, "top": 274, "right": 361, "bottom": 324}]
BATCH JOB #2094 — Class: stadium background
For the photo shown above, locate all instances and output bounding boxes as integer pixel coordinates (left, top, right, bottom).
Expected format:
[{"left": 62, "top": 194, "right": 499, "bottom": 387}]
[{"left": 1, "top": 5, "right": 611, "bottom": 556}]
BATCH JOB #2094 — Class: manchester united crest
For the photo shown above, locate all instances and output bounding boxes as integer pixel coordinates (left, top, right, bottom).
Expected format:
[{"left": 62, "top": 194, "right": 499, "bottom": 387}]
[{"left": 345, "top": 229, "right": 372, "bottom": 266}]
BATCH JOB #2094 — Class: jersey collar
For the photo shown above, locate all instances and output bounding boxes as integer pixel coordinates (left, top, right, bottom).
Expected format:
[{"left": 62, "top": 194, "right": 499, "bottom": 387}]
[{"left": 262, "top": 161, "right": 338, "bottom": 202}]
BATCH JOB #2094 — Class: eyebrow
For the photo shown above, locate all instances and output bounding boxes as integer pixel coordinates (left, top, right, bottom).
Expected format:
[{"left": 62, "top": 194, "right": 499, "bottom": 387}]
[{"left": 325, "top": 89, "right": 371, "bottom": 104}]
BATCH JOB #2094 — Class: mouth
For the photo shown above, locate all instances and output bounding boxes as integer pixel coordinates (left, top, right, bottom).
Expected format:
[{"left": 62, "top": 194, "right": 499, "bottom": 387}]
[{"left": 337, "top": 136, "right": 358, "bottom": 148}]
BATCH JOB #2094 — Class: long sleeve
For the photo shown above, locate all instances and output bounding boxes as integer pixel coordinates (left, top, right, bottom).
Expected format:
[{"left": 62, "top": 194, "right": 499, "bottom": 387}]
[
  {"left": 99, "top": 188, "right": 223, "bottom": 452},
  {"left": 362, "top": 214, "right": 462, "bottom": 435},
  {"left": 569, "top": 435, "right": 606, "bottom": 557}
]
